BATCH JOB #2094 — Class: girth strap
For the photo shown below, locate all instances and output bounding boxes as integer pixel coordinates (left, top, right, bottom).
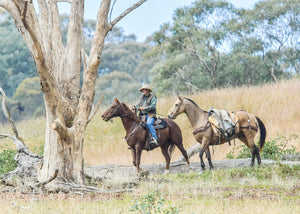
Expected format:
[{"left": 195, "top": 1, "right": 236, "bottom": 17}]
[{"left": 193, "top": 121, "right": 211, "bottom": 135}]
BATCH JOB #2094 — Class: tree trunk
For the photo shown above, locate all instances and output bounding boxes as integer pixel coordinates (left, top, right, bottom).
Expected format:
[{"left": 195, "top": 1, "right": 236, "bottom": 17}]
[
  {"left": 0, "top": 0, "right": 148, "bottom": 187},
  {"left": 38, "top": 106, "right": 85, "bottom": 185}
]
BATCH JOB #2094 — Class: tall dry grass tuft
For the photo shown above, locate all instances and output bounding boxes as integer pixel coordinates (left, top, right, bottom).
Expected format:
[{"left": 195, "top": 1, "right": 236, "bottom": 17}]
[{"left": 0, "top": 79, "right": 299, "bottom": 165}]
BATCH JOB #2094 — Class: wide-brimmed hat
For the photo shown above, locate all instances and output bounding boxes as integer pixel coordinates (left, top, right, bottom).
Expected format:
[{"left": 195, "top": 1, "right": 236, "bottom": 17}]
[{"left": 139, "top": 84, "right": 152, "bottom": 92}]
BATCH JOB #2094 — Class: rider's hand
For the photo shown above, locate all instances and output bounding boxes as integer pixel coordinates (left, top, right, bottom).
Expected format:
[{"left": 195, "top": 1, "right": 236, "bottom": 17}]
[{"left": 139, "top": 107, "right": 146, "bottom": 111}]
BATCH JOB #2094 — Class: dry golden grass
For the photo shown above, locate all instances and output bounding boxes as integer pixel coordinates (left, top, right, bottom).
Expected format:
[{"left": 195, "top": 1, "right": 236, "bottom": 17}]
[
  {"left": 0, "top": 79, "right": 300, "bottom": 214},
  {"left": 0, "top": 79, "right": 299, "bottom": 166}
]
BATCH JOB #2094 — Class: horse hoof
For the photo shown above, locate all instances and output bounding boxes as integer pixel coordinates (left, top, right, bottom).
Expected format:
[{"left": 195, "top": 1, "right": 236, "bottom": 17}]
[{"left": 163, "top": 170, "right": 170, "bottom": 175}]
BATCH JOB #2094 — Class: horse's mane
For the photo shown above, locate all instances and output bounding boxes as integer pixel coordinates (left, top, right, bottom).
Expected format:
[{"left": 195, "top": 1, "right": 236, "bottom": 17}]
[
  {"left": 182, "top": 97, "right": 208, "bottom": 113},
  {"left": 120, "top": 102, "right": 140, "bottom": 122}
]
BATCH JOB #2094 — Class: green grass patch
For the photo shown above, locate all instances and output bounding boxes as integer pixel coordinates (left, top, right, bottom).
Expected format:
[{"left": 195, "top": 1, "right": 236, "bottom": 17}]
[{"left": 0, "top": 148, "right": 17, "bottom": 175}]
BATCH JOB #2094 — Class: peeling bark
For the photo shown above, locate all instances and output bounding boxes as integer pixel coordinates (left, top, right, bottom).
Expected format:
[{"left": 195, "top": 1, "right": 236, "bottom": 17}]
[{"left": 0, "top": 0, "right": 149, "bottom": 187}]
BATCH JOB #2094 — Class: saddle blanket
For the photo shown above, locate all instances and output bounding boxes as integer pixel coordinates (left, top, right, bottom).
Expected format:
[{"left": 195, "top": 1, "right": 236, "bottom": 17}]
[{"left": 154, "top": 119, "right": 168, "bottom": 129}]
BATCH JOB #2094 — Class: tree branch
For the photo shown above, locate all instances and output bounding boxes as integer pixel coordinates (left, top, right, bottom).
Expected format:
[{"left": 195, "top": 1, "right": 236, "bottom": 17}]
[
  {"left": 57, "top": 0, "right": 72, "bottom": 3},
  {"left": 51, "top": 119, "right": 73, "bottom": 143},
  {"left": 36, "top": 169, "right": 59, "bottom": 187},
  {"left": 66, "top": 0, "right": 84, "bottom": 70},
  {"left": 110, "top": 0, "right": 147, "bottom": 27},
  {"left": 0, "top": 134, "right": 24, "bottom": 151},
  {"left": 87, "top": 94, "right": 105, "bottom": 124},
  {"left": 0, "top": 87, "right": 20, "bottom": 140}
]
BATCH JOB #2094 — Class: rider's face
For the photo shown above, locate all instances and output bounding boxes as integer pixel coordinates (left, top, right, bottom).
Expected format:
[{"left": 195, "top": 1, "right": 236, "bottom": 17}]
[{"left": 141, "top": 89, "right": 150, "bottom": 96}]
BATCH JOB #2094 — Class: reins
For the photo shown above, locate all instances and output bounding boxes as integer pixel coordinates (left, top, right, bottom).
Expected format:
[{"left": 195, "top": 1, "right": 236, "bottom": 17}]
[
  {"left": 156, "top": 112, "right": 169, "bottom": 117},
  {"left": 109, "top": 103, "right": 133, "bottom": 120},
  {"left": 125, "top": 122, "right": 143, "bottom": 142}
]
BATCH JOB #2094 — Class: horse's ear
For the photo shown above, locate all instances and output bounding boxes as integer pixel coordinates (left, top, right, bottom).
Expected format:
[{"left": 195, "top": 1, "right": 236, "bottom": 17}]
[
  {"left": 114, "top": 97, "right": 120, "bottom": 104},
  {"left": 177, "top": 94, "right": 182, "bottom": 100}
]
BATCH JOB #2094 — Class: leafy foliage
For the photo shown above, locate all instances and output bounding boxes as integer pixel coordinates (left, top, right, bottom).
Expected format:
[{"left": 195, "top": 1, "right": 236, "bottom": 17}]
[
  {"left": 95, "top": 71, "right": 141, "bottom": 105},
  {"left": 0, "top": 13, "right": 35, "bottom": 97},
  {"left": 227, "top": 134, "right": 298, "bottom": 160},
  {"left": 0, "top": 0, "right": 299, "bottom": 121},
  {"left": 149, "top": 0, "right": 299, "bottom": 94},
  {"left": 130, "top": 190, "right": 180, "bottom": 214},
  {"left": 0, "top": 149, "right": 17, "bottom": 175}
]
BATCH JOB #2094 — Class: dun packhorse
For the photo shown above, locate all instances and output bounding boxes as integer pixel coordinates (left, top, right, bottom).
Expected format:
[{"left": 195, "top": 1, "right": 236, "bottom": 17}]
[
  {"left": 168, "top": 96, "right": 266, "bottom": 171},
  {"left": 102, "top": 98, "right": 190, "bottom": 174}
]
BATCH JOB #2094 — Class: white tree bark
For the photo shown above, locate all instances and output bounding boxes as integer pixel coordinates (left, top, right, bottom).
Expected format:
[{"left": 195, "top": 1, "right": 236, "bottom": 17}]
[{"left": 0, "top": 0, "right": 148, "bottom": 185}]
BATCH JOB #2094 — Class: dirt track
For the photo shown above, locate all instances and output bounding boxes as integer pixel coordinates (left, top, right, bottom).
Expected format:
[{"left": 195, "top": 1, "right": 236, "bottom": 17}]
[{"left": 85, "top": 158, "right": 300, "bottom": 180}]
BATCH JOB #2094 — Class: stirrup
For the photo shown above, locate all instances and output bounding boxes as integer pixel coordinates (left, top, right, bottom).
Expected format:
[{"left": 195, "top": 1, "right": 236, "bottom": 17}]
[
  {"left": 151, "top": 138, "right": 158, "bottom": 145},
  {"left": 149, "top": 138, "right": 159, "bottom": 150}
]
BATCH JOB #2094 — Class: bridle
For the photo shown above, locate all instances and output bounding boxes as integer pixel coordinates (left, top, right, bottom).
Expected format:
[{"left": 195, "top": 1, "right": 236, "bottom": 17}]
[
  {"left": 107, "top": 103, "right": 143, "bottom": 142},
  {"left": 105, "top": 103, "right": 132, "bottom": 121}
]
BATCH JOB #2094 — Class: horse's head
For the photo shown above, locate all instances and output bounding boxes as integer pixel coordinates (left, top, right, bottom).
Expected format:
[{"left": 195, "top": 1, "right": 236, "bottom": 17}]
[
  {"left": 102, "top": 98, "right": 122, "bottom": 122},
  {"left": 168, "top": 95, "right": 186, "bottom": 120}
]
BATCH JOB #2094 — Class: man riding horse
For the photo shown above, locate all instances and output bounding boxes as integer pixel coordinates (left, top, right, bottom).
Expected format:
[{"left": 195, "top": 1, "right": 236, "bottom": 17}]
[{"left": 133, "top": 84, "right": 159, "bottom": 148}]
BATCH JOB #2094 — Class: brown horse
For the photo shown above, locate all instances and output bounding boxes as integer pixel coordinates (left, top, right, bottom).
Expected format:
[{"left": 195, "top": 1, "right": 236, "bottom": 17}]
[
  {"left": 168, "top": 96, "right": 266, "bottom": 171},
  {"left": 101, "top": 98, "right": 190, "bottom": 173}
]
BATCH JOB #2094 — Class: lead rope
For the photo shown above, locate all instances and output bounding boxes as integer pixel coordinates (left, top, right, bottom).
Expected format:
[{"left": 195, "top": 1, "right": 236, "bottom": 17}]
[{"left": 156, "top": 112, "right": 169, "bottom": 117}]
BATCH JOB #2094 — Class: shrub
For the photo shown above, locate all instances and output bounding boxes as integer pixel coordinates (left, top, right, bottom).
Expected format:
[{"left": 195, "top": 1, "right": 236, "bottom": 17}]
[
  {"left": 227, "top": 134, "right": 298, "bottom": 160},
  {"left": 130, "top": 190, "right": 180, "bottom": 214},
  {"left": 0, "top": 149, "right": 17, "bottom": 175}
]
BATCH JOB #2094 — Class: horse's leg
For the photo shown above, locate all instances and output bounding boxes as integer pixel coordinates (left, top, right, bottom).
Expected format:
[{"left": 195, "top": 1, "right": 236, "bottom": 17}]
[
  {"left": 131, "top": 148, "right": 136, "bottom": 167},
  {"left": 199, "top": 147, "right": 206, "bottom": 171},
  {"left": 205, "top": 147, "right": 214, "bottom": 170},
  {"left": 250, "top": 144, "right": 261, "bottom": 166},
  {"left": 135, "top": 148, "right": 142, "bottom": 173},
  {"left": 256, "top": 145, "right": 262, "bottom": 165},
  {"left": 238, "top": 133, "right": 260, "bottom": 166},
  {"left": 174, "top": 142, "right": 190, "bottom": 165},
  {"left": 199, "top": 138, "right": 211, "bottom": 171},
  {"left": 160, "top": 143, "right": 171, "bottom": 174}
]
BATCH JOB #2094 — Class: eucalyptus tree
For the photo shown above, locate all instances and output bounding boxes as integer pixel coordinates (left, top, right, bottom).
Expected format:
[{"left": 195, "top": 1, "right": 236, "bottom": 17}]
[
  {"left": 99, "top": 41, "right": 150, "bottom": 76},
  {"left": 231, "top": 0, "right": 300, "bottom": 82},
  {"left": 95, "top": 71, "right": 140, "bottom": 105},
  {"left": 150, "top": 0, "right": 239, "bottom": 94},
  {"left": 0, "top": 0, "right": 148, "bottom": 186}
]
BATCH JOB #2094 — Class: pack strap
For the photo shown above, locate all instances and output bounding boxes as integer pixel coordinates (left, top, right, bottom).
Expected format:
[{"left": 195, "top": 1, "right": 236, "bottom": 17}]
[{"left": 193, "top": 121, "right": 211, "bottom": 135}]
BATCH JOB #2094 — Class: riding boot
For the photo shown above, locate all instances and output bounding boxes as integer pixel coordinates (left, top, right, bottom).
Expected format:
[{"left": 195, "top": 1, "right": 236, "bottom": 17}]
[{"left": 149, "top": 137, "right": 159, "bottom": 150}]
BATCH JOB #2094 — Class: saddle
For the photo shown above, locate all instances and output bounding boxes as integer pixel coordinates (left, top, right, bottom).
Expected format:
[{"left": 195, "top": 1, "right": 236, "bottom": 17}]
[
  {"left": 140, "top": 116, "right": 168, "bottom": 151},
  {"left": 154, "top": 118, "right": 168, "bottom": 130},
  {"left": 139, "top": 116, "right": 168, "bottom": 130},
  {"left": 208, "top": 108, "right": 239, "bottom": 145}
]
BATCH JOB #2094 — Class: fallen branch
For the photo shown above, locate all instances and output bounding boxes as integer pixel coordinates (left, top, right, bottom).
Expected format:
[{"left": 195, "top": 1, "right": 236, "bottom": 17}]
[
  {"left": 0, "top": 87, "right": 20, "bottom": 139},
  {"left": 36, "top": 169, "right": 59, "bottom": 188},
  {"left": 175, "top": 143, "right": 201, "bottom": 162}
]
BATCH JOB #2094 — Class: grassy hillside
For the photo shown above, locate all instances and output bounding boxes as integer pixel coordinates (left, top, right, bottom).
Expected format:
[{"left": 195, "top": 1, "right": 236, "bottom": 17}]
[{"left": 0, "top": 79, "right": 299, "bottom": 166}]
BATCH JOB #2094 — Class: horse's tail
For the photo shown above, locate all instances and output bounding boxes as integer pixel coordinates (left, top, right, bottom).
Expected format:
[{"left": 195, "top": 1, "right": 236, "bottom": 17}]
[
  {"left": 168, "top": 144, "right": 175, "bottom": 158},
  {"left": 255, "top": 116, "right": 266, "bottom": 152}
]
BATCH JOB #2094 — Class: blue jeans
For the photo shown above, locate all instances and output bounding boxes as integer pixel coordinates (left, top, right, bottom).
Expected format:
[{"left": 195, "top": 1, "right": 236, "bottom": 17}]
[{"left": 146, "top": 114, "right": 157, "bottom": 140}]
